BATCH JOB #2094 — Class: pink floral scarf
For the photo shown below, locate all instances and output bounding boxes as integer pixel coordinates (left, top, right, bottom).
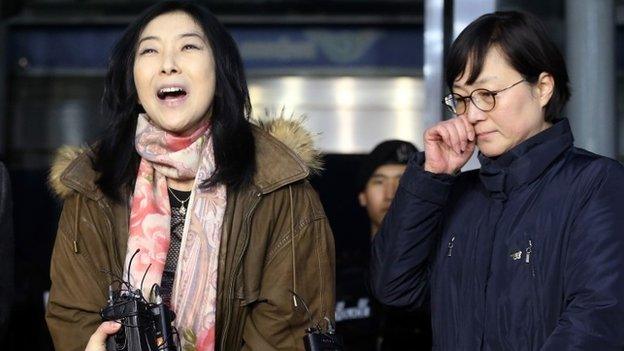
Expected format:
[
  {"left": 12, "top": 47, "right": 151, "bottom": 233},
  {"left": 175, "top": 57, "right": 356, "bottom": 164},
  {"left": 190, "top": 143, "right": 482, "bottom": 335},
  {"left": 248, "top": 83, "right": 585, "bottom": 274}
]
[{"left": 124, "top": 113, "right": 226, "bottom": 351}]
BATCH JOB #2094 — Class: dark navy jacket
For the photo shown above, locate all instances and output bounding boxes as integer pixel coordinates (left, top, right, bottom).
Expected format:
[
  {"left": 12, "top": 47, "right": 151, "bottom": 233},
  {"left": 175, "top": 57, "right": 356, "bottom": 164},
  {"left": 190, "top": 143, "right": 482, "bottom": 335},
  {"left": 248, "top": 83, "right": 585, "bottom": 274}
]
[{"left": 370, "top": 119, "right": 624, "bottom": 350}]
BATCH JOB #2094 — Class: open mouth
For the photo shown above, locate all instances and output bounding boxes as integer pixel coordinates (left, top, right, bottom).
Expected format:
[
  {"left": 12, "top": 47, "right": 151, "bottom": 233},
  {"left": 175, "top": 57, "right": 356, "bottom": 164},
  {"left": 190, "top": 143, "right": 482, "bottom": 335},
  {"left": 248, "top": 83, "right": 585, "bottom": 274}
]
[{"left": 157, "top": 87, "right": 187, "bottom": 100}]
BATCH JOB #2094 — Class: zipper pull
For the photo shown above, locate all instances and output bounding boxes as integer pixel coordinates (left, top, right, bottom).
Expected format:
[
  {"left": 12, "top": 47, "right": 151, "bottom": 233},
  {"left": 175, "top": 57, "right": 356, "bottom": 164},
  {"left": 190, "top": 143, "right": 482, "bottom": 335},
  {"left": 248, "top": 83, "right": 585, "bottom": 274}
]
[
  {"left": 525, "top": 240, "right": 532, "bottom": 264},
  {"left": 447, "top": 236, "right": 455, "bottom": 257}
]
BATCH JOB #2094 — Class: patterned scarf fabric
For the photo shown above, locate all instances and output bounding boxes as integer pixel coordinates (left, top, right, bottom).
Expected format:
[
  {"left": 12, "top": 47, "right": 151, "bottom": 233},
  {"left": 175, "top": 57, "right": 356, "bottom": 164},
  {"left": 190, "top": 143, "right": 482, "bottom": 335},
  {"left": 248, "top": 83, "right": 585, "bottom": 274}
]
[{"left": 124, "top": 113, "right": 226, "bottom": 351}]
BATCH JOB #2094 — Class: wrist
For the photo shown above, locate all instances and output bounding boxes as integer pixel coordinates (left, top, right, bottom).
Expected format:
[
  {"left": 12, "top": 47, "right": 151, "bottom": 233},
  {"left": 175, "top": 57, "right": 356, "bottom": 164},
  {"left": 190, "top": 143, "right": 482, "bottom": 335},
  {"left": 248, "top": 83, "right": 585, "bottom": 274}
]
[
  {"left": 424, "top": 162, "right": 457, "bottom": 175},
  {"left": 423, "top": 162, "right": 437, "bottom": 174}
]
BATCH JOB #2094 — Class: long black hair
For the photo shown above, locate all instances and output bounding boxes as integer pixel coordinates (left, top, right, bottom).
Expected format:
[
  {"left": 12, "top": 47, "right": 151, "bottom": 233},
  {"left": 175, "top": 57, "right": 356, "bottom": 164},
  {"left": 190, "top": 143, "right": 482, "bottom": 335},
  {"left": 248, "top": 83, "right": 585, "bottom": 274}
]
[
  {"left": 445, "top": 11, "right": 570, "bottom": 122},
  {"left": 93, "top": 1, "right": 255, "bottom": 201}
]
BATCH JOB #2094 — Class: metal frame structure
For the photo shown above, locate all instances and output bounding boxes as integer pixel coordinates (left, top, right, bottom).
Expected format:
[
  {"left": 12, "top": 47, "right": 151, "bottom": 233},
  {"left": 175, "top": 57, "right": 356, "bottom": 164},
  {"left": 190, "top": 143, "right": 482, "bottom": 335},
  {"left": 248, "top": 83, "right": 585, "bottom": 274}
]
[
  {"left": 0, "top": 23, "right": 6, "bottom": 159},
  {"left": 566, "top": 0, "right": 617, "bottom": 157}
]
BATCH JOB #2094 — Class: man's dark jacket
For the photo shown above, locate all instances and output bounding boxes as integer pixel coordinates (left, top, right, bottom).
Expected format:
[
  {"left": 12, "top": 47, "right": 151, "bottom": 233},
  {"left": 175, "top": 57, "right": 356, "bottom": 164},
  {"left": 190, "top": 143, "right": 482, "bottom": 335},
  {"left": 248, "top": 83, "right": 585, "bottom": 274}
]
[
  {"left": 371, "top": 119, "right": 624, "bottom": 350},
  {"left": 0, "top": 162, "right": 13, "bottom": 337}
]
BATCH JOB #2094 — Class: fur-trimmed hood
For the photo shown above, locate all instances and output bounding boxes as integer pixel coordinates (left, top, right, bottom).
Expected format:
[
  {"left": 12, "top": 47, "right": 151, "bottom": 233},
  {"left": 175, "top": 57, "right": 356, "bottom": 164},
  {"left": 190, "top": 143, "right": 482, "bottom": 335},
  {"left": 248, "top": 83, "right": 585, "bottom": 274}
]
[{"left": 49, "top": 116, "right": 323, "bottom": 199}]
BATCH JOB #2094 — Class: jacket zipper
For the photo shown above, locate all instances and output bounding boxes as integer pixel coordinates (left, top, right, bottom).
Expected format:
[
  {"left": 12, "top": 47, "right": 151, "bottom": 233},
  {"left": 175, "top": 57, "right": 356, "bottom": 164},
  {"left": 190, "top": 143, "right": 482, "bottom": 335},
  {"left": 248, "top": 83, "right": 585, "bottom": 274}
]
[
  {"left": 99, "top": 200, "right": 121, "bottom": 285},
  {"left": 525, "top": 239, "right": 535, "bottom": 277},
  {"left": 219, "top": 190, "right": 262, "bottom": 350},
  {"left": 447, "top": 236, "right": 455, "bottom": 257}
]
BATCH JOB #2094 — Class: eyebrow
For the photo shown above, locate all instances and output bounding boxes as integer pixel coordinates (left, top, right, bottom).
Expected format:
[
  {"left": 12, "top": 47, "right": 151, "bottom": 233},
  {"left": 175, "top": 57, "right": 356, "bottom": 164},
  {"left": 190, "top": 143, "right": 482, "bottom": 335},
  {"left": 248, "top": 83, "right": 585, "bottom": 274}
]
[
  {"left": 370, "top": 173, "right": 402, "bottom": 179},
  {"left": 138, "top": 35, "right": 158, "bottom": 46},
  {"left": 453, "top": 76, "right": 498, "bottom": 89},
  {"left": 137, "top": 32, "right": 206, "bottom": 46},
  {"left": 180, "top": 32, "right": 205, "bottom": 40}
]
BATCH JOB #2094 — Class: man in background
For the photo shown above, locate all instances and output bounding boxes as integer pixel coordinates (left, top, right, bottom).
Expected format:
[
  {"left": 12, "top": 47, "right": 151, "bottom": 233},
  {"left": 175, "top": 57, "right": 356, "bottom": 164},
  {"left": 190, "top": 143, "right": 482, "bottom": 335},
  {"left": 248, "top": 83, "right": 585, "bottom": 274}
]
[
  {"left": 335, "top": 140, "right": 431, "bottom": 350},
  {"left": 0, "top": 161, "right": 13, "bottom": 338}
]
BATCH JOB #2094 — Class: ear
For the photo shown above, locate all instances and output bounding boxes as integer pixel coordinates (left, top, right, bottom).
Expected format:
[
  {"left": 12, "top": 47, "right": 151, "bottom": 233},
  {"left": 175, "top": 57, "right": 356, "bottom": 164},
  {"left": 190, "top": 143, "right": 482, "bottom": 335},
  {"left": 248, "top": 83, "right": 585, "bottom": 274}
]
[
  {"left": 358, "top": 192, "right": 367, "bottom": 207},
  {"left": 536, "top": 72, "right": 555, "bottom": 108}
]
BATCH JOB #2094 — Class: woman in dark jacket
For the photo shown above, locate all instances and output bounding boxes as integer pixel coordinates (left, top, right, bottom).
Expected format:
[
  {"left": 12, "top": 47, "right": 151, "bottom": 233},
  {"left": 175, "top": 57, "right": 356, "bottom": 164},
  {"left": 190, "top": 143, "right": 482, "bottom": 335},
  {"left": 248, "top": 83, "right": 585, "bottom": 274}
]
[{"left": 371, "top": 11, "right": 624, "bottom": 350}]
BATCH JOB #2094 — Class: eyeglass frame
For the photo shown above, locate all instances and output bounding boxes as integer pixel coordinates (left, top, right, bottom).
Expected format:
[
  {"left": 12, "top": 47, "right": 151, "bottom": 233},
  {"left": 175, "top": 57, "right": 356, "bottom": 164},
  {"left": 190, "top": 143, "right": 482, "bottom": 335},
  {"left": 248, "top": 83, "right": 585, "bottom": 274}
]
[{"left": 442, "top": 79, "right": 527, "bottom": 115}]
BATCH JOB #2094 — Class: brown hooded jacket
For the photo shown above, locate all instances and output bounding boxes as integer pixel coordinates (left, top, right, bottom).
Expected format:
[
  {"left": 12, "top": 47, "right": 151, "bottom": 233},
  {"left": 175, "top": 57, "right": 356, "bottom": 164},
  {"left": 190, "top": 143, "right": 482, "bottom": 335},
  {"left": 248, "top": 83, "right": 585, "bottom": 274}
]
[{"left": 46, "top": 118, "right": 335, "bottom": 351}]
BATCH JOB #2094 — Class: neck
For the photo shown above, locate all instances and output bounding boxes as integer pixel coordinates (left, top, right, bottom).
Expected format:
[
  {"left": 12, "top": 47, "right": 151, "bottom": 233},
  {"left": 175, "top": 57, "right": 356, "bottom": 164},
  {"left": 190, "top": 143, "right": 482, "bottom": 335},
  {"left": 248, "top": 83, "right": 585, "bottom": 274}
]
[
  {"left": 370, "top": 223, "right": 379, "bottom": 240},
  {"left": 538, "top": 120, "right": 553, "bottom": 134},
  {"left": 167, "top": 178, "right": 194, "bottom": 192},
  {"left": 176, "top": 109, "right": 212, "bottom": 137}
]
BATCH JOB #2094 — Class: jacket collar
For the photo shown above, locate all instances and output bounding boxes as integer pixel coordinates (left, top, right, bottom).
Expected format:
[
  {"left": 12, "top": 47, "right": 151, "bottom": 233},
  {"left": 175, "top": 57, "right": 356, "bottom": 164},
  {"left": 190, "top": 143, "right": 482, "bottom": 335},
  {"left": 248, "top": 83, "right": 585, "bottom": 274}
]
[
  {"left": 50, "top": 116, "right": 322, "bottom": 199},
  {"left": 478, "top": 118, "right": 574, "bottom": 199},
  {"left": 48, "top": 146, "right": 104, "bottom": 201},
  {"left": 250, "top": 124, "right": 311, "bottom": 194}
]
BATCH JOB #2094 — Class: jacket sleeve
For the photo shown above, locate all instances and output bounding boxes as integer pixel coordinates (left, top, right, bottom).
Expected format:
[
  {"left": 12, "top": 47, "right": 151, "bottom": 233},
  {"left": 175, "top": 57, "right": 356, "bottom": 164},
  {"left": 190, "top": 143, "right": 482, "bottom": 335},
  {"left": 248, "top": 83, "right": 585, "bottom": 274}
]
[
  {"left": 0, "top": 162, "right": 13, "bottom": 338},
  {"left": 541, "top": 160, "right": 624, "bottom": 350},
  {"left": 242, "top": 182, "right": 335, "bottom": 351},
  {"left": 46, "top": 195, "right": 110, "bottom": 351},
  {"left": 370, "top": 153, "right": 455, "bottom": 309}
]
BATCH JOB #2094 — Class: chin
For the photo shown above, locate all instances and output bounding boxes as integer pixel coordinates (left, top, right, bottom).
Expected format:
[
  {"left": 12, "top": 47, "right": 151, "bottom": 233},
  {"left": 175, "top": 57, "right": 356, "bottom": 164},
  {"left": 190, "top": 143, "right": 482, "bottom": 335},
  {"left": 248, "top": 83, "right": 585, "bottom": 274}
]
[
  {"left": 150, "top": 116, "right": 198, "bottom": 135},
  {"left": 169, "top": 125, "right": 199, "bottom": 136},
  {"left": 152, "top": 121, "right": 185, "bottom": 134},
  {"left": 480, "top": 150, "right": 498, "bottom": 158},
  {"left": 478, "top": 145, "right": 505, "bottom": 158},
  {"left": 478, "top": 139, "right": 514, "bottom": 158}
]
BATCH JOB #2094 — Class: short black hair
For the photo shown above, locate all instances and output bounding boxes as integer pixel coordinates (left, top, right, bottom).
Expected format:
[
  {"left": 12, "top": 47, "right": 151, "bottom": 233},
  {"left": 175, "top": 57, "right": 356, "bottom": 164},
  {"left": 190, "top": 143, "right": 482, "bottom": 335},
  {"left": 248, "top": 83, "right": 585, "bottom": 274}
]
[
  {"left": 445, "top": 11, "right": 570, "bottom": 122},
  {"left": 94, "top": 1, "right": 255, "bottom": 201}
]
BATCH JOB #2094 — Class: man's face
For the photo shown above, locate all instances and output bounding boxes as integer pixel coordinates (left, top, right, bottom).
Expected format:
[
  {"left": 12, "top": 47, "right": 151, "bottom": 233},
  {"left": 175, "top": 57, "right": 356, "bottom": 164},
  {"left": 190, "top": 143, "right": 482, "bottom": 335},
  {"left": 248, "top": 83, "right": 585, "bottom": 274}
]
[{"left": 359, "top": 164, "right": 407, "bottom": 236}]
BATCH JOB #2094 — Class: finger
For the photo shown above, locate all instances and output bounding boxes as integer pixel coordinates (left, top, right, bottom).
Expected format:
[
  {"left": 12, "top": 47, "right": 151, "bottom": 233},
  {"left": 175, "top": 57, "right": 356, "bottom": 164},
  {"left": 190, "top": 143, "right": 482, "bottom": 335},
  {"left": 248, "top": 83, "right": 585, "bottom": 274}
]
[
  {"left": 100, "top": 321, "right": 121, "bottom": 335},
  {"left": 444, "top": 122, "right": 461, "bottom": 154},
  {"left": 424, "top": 125, "right": 443, "bottom": 142},
  {"left": 465, "top": 139, "right": 476, "bottom": 157},
  {"left": 86, "top": 322, "right": 121, "bottom": 350},
  {"left": 460, "top": 115, "right": 475, "bottom": 141},
  {"left": 436, "top": 125, "right": 452, "bottom": 151},
  {"left": 452, "top": 119, "right": 468, "bottom": 152}
]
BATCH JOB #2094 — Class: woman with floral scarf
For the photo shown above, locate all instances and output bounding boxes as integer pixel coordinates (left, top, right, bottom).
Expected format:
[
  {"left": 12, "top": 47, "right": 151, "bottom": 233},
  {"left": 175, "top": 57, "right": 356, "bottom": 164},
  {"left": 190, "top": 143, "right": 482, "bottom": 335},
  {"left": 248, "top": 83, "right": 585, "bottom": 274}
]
[{"left": 46, "top": 2, "right": 335, "bottom": 351}]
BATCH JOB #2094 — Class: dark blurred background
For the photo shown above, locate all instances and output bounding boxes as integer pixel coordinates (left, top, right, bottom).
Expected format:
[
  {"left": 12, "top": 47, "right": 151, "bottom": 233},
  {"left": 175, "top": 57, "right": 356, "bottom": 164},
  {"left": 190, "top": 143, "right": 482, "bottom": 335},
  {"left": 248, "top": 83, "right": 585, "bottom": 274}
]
[{"left": 0, "top": 0, "right": 623, "bottom": 349}]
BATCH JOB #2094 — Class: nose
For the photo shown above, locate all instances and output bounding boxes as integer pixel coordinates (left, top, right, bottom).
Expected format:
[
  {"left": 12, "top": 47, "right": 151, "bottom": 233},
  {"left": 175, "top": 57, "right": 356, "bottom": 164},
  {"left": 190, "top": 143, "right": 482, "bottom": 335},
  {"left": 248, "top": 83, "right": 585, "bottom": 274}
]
[
  {"left": 464, "top": 100, "right": 486, "bottom": 124},
  {"left": 160, "top": 49, "right": 179, "bottom": 75}
]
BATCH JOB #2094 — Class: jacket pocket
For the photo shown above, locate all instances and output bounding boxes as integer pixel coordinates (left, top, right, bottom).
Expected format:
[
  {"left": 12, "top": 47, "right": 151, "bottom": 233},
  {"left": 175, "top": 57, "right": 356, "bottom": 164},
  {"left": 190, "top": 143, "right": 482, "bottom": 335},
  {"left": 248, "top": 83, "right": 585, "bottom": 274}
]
[
  {"left": 499, "top": 230, "right": 542, "bottom": 350},
  {"left": 523, "top": 233, "right": 542, "bottom": 304},
  {"left": 524, "top": 233, "right": 544, "bottom": 349},
  {"left": 237, "top": 287, "right": 259, "bottom": 307},
  {"left": 432, "top": 233, "right": 462, "bottom": 350},
  {"left": 524, "top": 235, "right": 536, "bottom": 277},
  {"left": 235, "top": 266, "right": 261, "bottom": 307}
]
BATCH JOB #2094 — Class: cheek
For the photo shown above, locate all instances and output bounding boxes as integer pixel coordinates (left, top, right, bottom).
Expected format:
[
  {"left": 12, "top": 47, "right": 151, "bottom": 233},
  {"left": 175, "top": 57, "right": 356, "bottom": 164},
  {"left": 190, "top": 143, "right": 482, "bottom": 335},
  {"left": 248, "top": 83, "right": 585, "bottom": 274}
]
[
  {"left": 362, "top": 188, "right": 378, "bottom": 208},
  {"left": 368, "top": 189, "right": 386, "bottom": 208},
  {"left": 133, "top": 65, "right": 151, "bottom": 100},
  {"left": 491, "top": 99, "right": 529, "bottom": 135},
  {"left": 188, "top": 55, "right": 216, "bottom": 87},
  {"left": 200, "top": 70, "right": 216, "bottom": 96},
  {"left": 200, "top": 76, "right": 216, "bottom": 99},
  {"left": 202, "top": 62, "right": 217, "bottom": 95}
]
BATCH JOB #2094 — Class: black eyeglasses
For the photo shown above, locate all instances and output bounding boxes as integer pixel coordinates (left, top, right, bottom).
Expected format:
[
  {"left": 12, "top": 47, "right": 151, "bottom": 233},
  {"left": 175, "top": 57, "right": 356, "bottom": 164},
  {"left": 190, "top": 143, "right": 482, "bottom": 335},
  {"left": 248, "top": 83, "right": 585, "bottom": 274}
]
[{"left": 442, "top": 79, "right": 526, "bottom": 115}]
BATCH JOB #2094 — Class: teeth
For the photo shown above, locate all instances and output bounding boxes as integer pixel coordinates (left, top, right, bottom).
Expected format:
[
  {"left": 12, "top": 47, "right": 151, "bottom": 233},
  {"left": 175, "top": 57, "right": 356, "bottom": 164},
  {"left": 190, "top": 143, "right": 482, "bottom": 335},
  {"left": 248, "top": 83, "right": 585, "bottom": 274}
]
[{"left": 159, "top": 87, "right": 184, "bottom": 94}]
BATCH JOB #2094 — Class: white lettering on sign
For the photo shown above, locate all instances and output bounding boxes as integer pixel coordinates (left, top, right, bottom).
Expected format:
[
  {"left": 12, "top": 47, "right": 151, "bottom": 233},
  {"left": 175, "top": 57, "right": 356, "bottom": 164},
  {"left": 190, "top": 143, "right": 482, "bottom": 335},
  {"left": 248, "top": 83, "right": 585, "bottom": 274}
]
[{"left": 335, "top": 298, "right": 371, "bottom": 322}]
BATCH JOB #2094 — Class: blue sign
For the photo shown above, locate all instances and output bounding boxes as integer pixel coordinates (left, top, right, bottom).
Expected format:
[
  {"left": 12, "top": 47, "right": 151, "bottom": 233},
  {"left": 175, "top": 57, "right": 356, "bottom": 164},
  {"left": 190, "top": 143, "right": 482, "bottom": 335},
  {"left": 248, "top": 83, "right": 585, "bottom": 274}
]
[{"left": 9, "top": 25, "right": 423, "bottom": 73}]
